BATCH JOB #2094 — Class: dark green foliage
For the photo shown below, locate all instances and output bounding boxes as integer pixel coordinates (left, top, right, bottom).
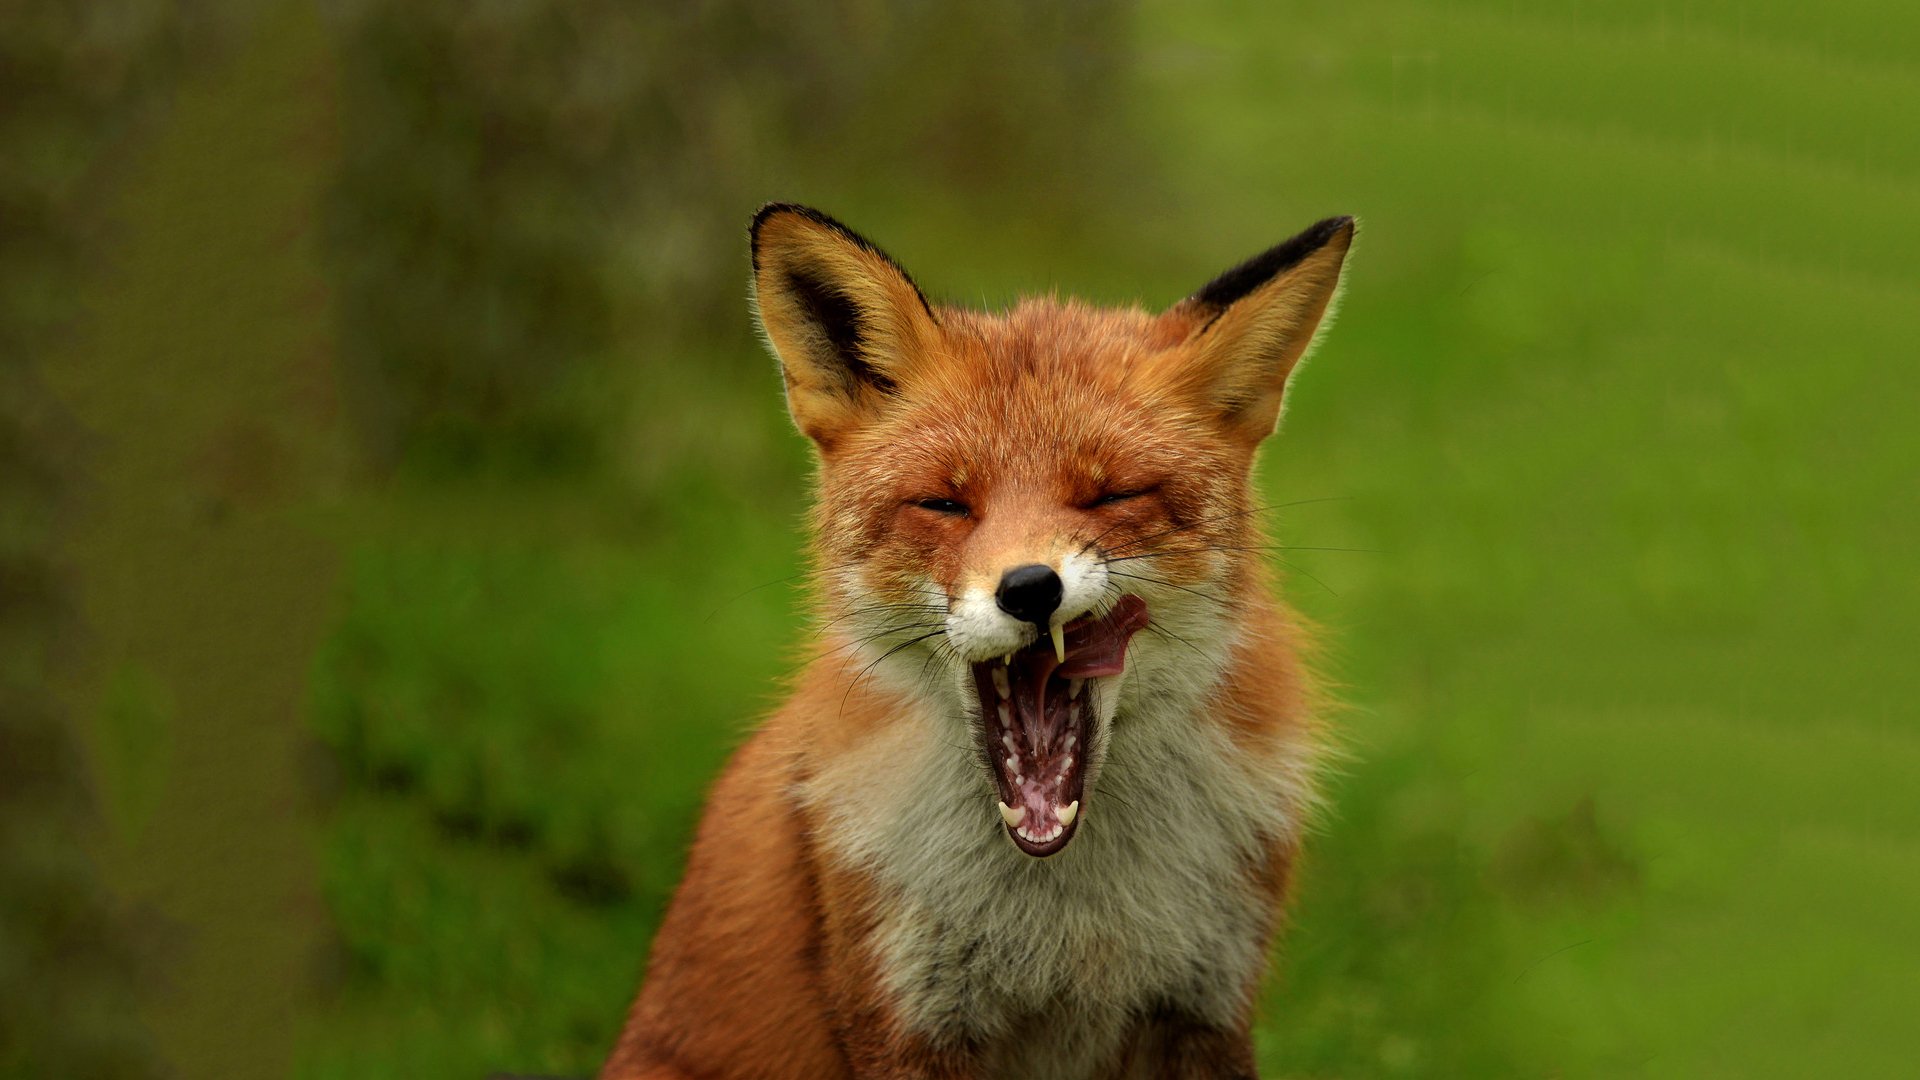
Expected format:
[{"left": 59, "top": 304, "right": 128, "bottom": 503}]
[
  {"left": 326, "top": 0, "right": 639, "bottom": 472},
  {"left": 324, "top": 0, "right": 1132, "bottom": 474},
  {"left": 0, "top": 3, "right": 184, "bottom": 1078}
]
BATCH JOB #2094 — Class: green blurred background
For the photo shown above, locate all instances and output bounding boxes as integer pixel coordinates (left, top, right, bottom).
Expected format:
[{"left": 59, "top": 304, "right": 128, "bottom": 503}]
[{"left": 6, "top": 1, "right": 1915, "bottom": 1077}]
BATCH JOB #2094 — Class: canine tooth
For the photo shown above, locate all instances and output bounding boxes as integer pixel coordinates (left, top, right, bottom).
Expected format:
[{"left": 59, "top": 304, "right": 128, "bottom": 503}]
[
  {"left": 1050, "top": 623, "right": 1066, "bottom": 663},
  {"left": 1058, "top": 800, "right": 1079, "bottom": 827},
  {"left": 1068, "top": 677, "right": 1083, "bottom": 699},
  {"left": 992, "top": 666, "right": 1010, "bottom": 698},
  {"left": 998, "top": 801, "right": 1026, "bottom": 827}
]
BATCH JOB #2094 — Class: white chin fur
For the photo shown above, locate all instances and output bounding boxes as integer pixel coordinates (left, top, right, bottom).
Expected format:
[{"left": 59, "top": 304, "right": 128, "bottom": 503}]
[{"left": 796, "top": 607, "right": 1309, "bottom": 1051}]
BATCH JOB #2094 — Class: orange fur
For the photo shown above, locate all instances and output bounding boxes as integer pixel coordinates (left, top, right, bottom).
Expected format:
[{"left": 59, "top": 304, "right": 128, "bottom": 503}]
[{"left": 602, "top": 205, "right": 1355, "bottom": 1079}]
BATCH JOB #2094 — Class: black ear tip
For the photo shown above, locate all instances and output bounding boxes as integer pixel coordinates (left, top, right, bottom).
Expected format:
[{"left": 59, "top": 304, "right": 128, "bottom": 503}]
[
  {"left": 748, "top": 202, "right": 884, "bottom": 273},
  {"left": 750, "top": 202, "right": 830, "bottom": 263},
  {"left": 1191, "top": 214, "right": 1359, "bottom": 312},
  {"left": 744, "top": 204, "right": 933, "bottom": 315},
  {"left": 750, "top": 201, "right": 823, "bottom": 235},
  {"left": 1310, "top": 215, "right": 1357, "bottom": 244}
]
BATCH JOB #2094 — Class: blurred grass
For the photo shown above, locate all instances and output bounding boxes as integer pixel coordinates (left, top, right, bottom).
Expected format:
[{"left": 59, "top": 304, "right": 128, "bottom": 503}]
[{"left": 19, "top": 0, "right": 1919, "bottom": 1078}]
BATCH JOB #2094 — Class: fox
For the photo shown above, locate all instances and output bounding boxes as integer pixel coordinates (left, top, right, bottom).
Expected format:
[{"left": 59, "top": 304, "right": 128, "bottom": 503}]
[{"left": 600, "top": 204, "right": 1356, "bottom": 1080}]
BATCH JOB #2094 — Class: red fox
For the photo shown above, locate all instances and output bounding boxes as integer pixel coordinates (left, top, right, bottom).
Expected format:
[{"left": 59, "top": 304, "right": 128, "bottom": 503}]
[{"left": 601, "top": 204, "right": 1355, "bottom": 1079}]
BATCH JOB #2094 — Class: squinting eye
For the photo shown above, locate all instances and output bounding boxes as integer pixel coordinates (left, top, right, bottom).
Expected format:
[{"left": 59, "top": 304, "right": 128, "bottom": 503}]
[
  {"left": 915, "top": 498, "right": 970, "bottom": 517},
  {"left": 1086, "top": 487, "right": 1154, "bottom": 509}
]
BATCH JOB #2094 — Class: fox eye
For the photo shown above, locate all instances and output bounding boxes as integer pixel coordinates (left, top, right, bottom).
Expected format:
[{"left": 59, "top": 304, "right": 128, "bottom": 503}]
[
  {"left": 914, "top": 497, "right": 970, "bottom": 517},
  {"left": 1085, "top": 486, "right": 1155, "bottom": 509}
]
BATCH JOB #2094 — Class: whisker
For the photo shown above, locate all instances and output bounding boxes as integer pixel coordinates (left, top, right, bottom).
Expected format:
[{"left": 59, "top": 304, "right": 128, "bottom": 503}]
[
  {"left": 1105, "top": 570, "right": 1236, "bottom": 610},
  {"left": 842, "top": 622, "right": 948, "bottom": 650},
  {"left": 1141, "top": 621, "right": 1212, "bottom": 664},
  {"left": 915, "top": 636, "right": 965, "bottom": 686},
  {"left": 1091, "top": 778, "right": 1138, "bottom": 815},
  {"left": 819, "top": 601, "right": 949, "bottom": 632},
  {"left": 699, "top": 568, "right": 813, "bottom": 624},
  {"left": 1107, "top": 544, "right": 1378, "bottom": 563},
  {"left": 840, "top": 629, "right": 949, "bottom": 716},
  {"left": 1156, "top": 635, "right": 1231, "bottom": 691},
  {"left": 817, "top": 621, "right": 949, "bottom": 665},
  {"left": 1271, "top": 559, "right": 1339, "bottom": 597}
]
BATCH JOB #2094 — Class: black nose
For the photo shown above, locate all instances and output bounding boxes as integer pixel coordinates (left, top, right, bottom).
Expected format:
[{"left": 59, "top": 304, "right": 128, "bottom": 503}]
[{"left": 996, "top": 564, "right": 1063, "bottom": 628}]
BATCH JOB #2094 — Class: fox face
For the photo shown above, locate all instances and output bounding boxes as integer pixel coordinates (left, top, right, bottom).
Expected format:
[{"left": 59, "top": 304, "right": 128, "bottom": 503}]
[{"left": 752, "top": 204, "right": 1352, "bottom": 859}]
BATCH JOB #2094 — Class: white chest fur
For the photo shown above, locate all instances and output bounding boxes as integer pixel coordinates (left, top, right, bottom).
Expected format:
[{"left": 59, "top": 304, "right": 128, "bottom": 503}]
[{"left": 799, "top": 668, "right": 1313, "bottom": 1075}]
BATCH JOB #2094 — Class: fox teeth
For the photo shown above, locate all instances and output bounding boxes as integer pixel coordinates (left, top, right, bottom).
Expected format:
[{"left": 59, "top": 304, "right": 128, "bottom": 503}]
[
  {"left": 1050, "top": 623, "right": 1066, "bottom": 663},
  {"left": 997, "top": 702, "right": 1011, "bottom": 727},
  {"left": 1003, "top": 651, "right": 1015, "bottom": 666},
  {"left": 998, "top": 801, "right": 1026, "bottom": 827},
  {"left": 1067, "top": 677, "right": 1083, "bottom": 699},
  {"left": 992, "top": 666, "right": 1010, "bottom": 698},
  {"left": 1018, "top": 821, "right": 1063, "bottom": 844},
  {"left": 1057, "top": 800, "right": 1079, "bottom": 828}
]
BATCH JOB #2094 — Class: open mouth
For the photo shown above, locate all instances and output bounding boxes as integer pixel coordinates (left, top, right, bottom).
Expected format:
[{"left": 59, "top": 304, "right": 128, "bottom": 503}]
[{"left": 969, "top": 594, "right": 1150, "bottom": 856}]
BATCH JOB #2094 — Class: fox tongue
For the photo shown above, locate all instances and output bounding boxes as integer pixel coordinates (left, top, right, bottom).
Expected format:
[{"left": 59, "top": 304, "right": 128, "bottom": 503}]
[
  {"left": 1055, "top": 594, "right": 1151, "bottom": 678},
  {"left": 1014, "top": 650, "right": 1059, "bottom": 728}
]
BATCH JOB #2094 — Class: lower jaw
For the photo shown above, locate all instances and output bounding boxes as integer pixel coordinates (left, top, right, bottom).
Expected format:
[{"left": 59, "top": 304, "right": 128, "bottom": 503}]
[
  {"left": 1007, "top": 807, "right": 1082, "bottom": 856},
  {"left": 1002, "top": 767, "right": 1086, "bottom": 857},
  {"left": 977, "top": 679, "right": 1097, "bottom": 858}
]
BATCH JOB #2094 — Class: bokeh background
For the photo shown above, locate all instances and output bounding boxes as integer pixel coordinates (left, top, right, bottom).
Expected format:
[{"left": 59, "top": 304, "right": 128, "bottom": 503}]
[{"left": 6, "top": 1, "right": 1916, "bottom": 1077}]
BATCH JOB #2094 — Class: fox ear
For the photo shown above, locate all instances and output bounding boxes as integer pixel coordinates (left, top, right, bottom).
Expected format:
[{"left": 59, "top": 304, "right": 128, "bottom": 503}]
[
  {"left": 750, "top": 204, "right": 939, "bottom": 448},
  {"left": 1159, "top": 216, "right": 1355, "bottom": 445}
]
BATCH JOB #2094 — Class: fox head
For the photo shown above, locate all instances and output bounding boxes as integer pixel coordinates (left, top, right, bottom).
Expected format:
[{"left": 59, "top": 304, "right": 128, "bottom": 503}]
[{"left": 751, "top": 203, "right": 1353, "bottom": 857}]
